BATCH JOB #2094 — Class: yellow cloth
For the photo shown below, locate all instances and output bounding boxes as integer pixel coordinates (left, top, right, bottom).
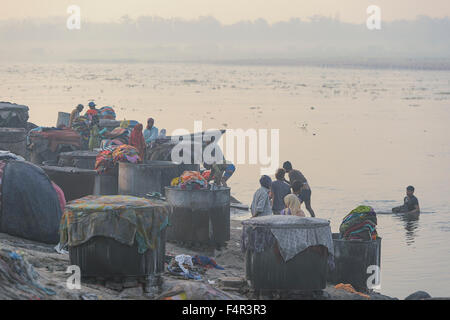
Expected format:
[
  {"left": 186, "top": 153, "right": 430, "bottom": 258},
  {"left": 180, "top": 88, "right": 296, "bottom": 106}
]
[
  {"left": 120, "top": 120, "right": 130, "bottom": 129},
  {"left": 171, "top": 177, "right": 180, "bottom": 186},
  {"left": 284, "top": 194, "right": 305, "bottom": 217}
]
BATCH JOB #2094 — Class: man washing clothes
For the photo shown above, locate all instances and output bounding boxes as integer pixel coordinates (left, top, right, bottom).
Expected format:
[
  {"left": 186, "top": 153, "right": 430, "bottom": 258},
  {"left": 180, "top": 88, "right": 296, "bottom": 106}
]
[
  {"left": 392, "top": 185, "right": 420, "bottom": 214},
  {"left": 283, "top": 161, "right": 315, "bottom": 217}
]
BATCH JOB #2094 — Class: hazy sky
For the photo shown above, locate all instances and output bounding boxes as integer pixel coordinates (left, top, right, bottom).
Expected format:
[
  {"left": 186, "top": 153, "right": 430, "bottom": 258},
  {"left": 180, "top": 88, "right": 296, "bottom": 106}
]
[{"left": 2, "top": 0, "right": 450, "bottom": 24}]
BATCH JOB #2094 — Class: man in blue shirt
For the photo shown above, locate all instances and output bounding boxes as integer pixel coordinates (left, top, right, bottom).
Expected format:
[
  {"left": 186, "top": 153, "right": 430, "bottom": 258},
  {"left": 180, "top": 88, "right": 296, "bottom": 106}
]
[{"left": 144, "top": 118, "right": 159, "bottom": 144}]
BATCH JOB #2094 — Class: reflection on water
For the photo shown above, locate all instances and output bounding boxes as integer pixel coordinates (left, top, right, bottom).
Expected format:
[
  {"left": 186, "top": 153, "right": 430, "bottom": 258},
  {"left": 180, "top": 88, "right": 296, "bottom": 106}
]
[{"left": 393, "top": 213, "right": 420, "bottom": 246}]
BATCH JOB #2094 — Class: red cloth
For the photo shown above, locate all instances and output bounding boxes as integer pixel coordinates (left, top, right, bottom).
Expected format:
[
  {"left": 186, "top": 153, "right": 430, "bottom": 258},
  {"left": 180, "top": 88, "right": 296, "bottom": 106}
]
[
  {"left": 86, "top": 109, "right": 98, "bottom": 116},
  {"left": 129, "top": 123, "right": 146, "bottom": 160},
  {"left": 202, "top": 170, "right": 211, "bottom": 180},
  {"left": 31, "top": 129, "right": 81, "bottom": 152},
  {"left": 51, "top": 181, "right": 66, "bottom": 212}
]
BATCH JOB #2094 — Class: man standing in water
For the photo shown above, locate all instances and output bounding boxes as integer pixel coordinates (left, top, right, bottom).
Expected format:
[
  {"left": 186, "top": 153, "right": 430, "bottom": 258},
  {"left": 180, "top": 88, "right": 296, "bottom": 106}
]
[
  {"left": 283, "top": 161, "right": 315, "bottom": 217},
  {"left": 291, "top": 181, "right": 315, "bottom": 217},
  {"left": 392, "top": 186, "right": 420, "bottom": 214}
]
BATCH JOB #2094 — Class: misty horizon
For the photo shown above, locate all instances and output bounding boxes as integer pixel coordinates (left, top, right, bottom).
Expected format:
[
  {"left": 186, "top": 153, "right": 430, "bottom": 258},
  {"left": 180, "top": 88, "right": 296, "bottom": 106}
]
[{"left": 1, "top": 14, "right": 449, "bottom": 69}]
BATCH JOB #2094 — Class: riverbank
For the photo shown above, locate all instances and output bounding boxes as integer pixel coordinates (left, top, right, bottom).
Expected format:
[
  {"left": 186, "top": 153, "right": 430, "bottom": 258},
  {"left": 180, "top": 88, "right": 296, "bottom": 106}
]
[{"left": 2, "top": 210, "right": 442, "bottom": 300}]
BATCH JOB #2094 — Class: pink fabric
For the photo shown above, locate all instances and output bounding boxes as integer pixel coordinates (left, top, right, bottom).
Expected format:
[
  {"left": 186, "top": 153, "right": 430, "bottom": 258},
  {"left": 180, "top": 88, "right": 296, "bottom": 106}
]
[
  {"left": 0, "top": 161, "right": 6, "bottom": 210},
  {"left": 52, "top": 181, "right": 66, "bottom": 212}
]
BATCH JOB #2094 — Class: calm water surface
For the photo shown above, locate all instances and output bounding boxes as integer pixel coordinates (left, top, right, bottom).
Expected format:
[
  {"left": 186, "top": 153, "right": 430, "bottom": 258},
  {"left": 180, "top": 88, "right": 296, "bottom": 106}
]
[{"left": 1, "top": 63, "right": 449, "bottom": 298}]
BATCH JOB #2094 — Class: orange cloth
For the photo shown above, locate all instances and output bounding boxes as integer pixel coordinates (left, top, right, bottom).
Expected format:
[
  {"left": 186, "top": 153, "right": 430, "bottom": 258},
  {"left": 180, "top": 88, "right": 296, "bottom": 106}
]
[
  {"left": 129, "top": 123, "right": 146, "bottom": 160},
  {"left": 181, "top": 171, "right": 206, "bottom": 183},
  {"left": 334, "top": 283, "right": 370, "bottom": 299}
]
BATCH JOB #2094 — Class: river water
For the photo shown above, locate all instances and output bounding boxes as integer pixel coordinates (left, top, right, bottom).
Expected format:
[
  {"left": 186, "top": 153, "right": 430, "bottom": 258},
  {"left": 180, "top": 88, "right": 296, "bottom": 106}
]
[{"left": 1, "top": 62, "right": 449, "bottom": 298}]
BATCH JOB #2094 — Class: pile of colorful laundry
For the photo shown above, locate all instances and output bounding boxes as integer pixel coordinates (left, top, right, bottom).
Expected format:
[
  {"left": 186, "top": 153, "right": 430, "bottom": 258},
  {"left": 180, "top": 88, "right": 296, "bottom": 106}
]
[
  {"left": 101, "top": 127, "right": 129, "bottom": 150},
  {"left": 98, "top": 106, "right": 116, "bottom": 120},
  {"left": 95, "top": 144, "right": 142, "bottom": 174},
  {"left": 95, "top": 150, "right": 115, "bottom": 174},
  {"left": 339, "top": 205, "right": 378, "bottom": 241},
  {"left": 166, "top": 254, "right": 224, "bottom": 280},
  {"left": 170, "top": 171, "right": 208, "bottom": 190},
  {"left": 113, "top": 144, "right": 141, "bottom": 163}
]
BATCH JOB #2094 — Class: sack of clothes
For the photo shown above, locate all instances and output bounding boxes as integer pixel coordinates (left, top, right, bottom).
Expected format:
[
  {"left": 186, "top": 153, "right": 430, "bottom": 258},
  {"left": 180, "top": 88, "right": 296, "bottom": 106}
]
[
  {"left": 339, "top": 205, "right": 378, "bottom": 241},
  {"left": 0, "top": 102, "right": 29, "bottom": 128},
  {"left": 98, "top": 106, "right": 116, "bottom": 120},
  {"left": 0, "top": 160, "right": 63, "bottom": 244},
  {"left": 170, "top": 171, "right": 208, "bottom": 190}
]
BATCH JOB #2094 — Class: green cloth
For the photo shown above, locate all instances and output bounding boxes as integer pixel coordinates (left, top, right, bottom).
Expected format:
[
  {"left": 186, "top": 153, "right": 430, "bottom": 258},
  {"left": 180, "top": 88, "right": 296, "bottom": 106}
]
[
  {"left": 88, "top": 125, "right": 101, "bottom": 150},
  {"left": 60, "top": 195, "right": 170, "bottom": 254}
]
